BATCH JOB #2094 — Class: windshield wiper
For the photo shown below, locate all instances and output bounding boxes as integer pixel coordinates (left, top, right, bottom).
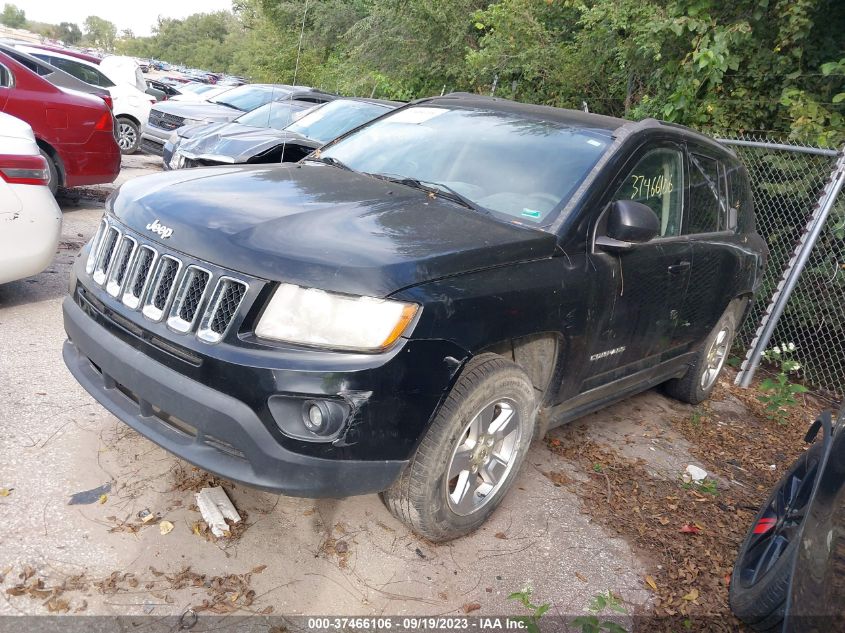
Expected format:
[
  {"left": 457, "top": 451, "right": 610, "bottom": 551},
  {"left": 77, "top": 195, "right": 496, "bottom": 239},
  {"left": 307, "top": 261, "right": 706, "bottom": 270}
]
[
  {"left": 304, "top": 155, "right": 355, "bottom": 172},
  {"left": 371, "top": 174, "right": 486, "bottom": 214},
  {"left": 213, "top": 101, "right": 242, "bottom": 111}
]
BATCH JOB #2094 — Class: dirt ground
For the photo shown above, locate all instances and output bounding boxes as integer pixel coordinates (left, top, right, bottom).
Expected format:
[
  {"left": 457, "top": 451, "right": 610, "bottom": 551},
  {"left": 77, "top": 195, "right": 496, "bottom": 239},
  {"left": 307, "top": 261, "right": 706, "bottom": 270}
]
[{"left": 0, "top": 153, "right": 830, "bottom": 630}]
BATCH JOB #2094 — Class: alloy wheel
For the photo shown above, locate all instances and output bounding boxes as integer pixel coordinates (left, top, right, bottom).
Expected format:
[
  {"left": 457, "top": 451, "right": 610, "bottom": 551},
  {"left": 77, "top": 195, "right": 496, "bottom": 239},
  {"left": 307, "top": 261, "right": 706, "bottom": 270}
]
[
  {"left": 701, "top": 326, "right": 731, "bottom": 390},
  {"left": 737, "top": 454, "right": 819, "bottom": 587},
  {"left": 445, "top": 398, "right": 522, "bottom": 516},
  {"left": 118, "top": 122, "right": 138, "bottom": 152}
]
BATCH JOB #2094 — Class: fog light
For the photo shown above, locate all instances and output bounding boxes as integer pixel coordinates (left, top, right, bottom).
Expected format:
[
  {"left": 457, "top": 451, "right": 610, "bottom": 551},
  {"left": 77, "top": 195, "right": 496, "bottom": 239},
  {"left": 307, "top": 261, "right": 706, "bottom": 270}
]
[
  {"left": 271, "top": 396, "right": 350, "bottom": 442},
  {"left": 305, "top": 403, "right": 324, "bottom": 431}
]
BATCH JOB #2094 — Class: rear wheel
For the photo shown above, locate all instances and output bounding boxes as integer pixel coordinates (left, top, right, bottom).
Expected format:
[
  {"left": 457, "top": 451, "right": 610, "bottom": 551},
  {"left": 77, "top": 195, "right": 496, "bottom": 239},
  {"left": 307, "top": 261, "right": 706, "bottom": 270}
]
[
  {"left": 729, "top": 443, "right": 822, "bottom": 631},
  {"left": 117, "top": 117, "right": 140, "bottom": 154},
  {"left": 39, "top": 149, "right": 59, "bottom": 196},
  {"left": 664, "top": 303, "right": 739, "bottom": 404},
  {"left": 381, "top": 354, "right": 536, "bottom": 542}
]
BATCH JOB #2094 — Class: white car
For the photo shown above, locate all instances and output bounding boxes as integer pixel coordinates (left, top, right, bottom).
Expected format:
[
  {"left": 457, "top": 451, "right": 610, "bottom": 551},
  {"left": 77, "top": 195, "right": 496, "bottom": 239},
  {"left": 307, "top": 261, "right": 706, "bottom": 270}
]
[
  {"left": 0, "top": 113, "right": 62, "bottom": 285},
  {"left": 14, "top": 45, "right": 156, "bottom": 155}
]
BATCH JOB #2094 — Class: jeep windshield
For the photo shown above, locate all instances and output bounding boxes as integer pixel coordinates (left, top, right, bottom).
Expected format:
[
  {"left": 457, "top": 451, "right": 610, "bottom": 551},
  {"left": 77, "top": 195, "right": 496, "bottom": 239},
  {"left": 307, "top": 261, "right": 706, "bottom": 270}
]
[{"left": 319, "top": 105, "right": 611, "bottom": 226}]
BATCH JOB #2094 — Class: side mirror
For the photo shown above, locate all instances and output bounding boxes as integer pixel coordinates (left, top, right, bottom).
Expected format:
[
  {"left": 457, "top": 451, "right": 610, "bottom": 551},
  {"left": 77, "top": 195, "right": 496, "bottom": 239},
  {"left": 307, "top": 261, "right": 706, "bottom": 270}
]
[{"left": 596, "top": 200, "right": 660, "bottom": 251}]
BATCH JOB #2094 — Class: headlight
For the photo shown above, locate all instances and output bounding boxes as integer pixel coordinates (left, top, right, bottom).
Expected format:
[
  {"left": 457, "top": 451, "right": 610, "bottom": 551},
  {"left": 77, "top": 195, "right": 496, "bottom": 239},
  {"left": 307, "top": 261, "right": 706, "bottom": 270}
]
[
  {"left": 181, "top": 118, "right": 205, "bottom": 127},
  {"left": 255, "top": 283, "right": 419, "bottom": 352}
]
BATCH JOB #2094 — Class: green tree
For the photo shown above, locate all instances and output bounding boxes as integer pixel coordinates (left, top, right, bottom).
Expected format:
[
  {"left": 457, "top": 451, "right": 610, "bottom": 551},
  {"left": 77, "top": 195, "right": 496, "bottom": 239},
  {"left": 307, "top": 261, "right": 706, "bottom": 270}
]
[
  {"left": 83, "top": 15, "right": 117, "bottom": 51},
  {"left": 0, "top": 3, "right": 26, "bottom": 28},
  {"left": 56, "top": 21, "right": 82, "bottom": 45}
]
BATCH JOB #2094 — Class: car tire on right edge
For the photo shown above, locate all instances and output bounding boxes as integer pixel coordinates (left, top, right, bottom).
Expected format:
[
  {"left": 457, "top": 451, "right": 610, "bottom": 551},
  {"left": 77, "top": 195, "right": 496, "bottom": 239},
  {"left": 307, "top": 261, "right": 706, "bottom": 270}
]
[
  {"left": 729, "top": 442, "right": 823, "bottom": 631},
  {"left": 664, "top": 301, "right": 742, "bottom": 404},
  {"left": 381, "top": 353, "right": 536, "bottom": 542}
]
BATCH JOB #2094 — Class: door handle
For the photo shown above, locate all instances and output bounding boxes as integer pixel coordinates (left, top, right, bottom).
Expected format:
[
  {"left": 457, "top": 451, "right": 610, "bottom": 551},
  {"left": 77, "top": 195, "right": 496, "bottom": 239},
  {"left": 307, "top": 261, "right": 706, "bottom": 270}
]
[{"left": 668, "top": 261, "right": 691, "bottom": 274}]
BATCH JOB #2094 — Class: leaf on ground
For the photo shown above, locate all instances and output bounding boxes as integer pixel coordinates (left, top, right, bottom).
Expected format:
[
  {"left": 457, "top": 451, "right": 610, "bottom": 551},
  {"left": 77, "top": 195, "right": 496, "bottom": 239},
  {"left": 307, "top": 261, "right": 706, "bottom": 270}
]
[
  {"left": 98, "top": 494, "right": 107, "bottom": 505},
  {"left": 494, "top": 532, "right": 507, "bottom": 539},
  {"left": 462, "top": 602, "right": 481, "bottom": 613},
  {"left": 683, "top": 588, "right": 700, "bottom": 602},
  {"left": 251, "top": 565, "right": 267, "bottom": 574},
  {"left": 159, "top": 521, "right": 174, "bottom": 535},
  {"left": 0, "top": 488, "right": 11, "bottom": 497},
  {"left": 645, "top": 575, "right": 658, "bottom": 591}
]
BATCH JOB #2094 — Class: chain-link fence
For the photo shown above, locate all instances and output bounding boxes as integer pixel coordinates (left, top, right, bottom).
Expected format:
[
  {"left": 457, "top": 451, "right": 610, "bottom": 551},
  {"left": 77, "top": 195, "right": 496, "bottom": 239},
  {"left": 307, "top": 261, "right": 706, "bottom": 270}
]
[{"left": 717, "top": 135, "right": 845, "bottom": 403}]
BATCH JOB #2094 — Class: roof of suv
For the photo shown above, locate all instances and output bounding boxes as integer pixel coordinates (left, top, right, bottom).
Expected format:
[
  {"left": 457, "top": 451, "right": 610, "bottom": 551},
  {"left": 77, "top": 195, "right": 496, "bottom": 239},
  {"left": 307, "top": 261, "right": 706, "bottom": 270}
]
[{"left": 427, "top": 92, "right": 733, "bottom": 158}]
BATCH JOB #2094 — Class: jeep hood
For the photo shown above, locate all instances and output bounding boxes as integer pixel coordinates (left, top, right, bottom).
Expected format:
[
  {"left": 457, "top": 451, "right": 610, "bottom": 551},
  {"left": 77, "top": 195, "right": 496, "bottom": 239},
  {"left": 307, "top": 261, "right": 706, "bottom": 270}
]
[
  {"left": 178, "top": 125, "right": 317, "bottom": 163},
  {"left": 110, "top": 164, "right": 555, "bottom": 297}
]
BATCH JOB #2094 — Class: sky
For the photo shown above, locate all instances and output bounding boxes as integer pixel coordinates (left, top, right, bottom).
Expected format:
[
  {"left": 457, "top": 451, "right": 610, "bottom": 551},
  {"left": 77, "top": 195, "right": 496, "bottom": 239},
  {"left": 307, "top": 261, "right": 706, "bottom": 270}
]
[{"left": 17, "top": 0, "right": 234, "bottom": 37}]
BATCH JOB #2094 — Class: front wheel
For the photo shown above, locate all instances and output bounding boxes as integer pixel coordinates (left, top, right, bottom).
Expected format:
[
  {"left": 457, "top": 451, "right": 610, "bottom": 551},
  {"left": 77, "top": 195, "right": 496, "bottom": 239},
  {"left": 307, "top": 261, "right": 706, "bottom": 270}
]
[
  {"left": 117, "top": 117, "right": 140, "bottom": 154},
  {"left": 381, "top": 354, "right": 536, "bottom": 542}
]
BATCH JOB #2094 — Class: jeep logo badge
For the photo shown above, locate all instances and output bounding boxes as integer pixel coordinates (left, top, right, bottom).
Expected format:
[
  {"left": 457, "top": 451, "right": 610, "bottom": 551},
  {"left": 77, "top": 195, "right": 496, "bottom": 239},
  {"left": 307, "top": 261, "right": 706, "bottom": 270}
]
[{"left": 146, "top": 219, "right": 173, "bottom": 239}]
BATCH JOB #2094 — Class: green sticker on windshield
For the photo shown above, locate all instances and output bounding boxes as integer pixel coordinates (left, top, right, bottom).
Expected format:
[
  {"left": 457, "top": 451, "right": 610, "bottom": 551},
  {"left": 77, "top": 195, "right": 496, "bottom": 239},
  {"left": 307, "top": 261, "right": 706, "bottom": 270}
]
[{"left": 521, "top": 208, "right": 542, "bottom": 219}]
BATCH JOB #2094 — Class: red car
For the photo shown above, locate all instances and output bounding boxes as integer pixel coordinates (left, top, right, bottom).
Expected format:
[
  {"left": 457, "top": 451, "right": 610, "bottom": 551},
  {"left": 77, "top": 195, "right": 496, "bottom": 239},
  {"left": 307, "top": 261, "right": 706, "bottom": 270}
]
[{"left": 0, "top": 51, "right": 120, "bottom": 193}]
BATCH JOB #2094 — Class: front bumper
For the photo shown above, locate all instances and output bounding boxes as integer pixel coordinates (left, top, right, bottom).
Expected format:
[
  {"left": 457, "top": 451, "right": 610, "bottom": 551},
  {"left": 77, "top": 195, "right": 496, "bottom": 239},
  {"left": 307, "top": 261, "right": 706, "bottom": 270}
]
[
  {"left": 63, "top": 296, "right": 411, "bottom": 496},
  {"left": 139, "top": 124, "right": 169, "bottom": 156}
]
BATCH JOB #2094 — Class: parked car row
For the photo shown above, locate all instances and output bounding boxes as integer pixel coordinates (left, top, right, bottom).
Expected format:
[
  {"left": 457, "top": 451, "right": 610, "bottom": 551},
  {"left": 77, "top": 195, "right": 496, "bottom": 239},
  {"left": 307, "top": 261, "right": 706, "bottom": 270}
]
[
  {"left": 163, "top": 96, "right": 399, "bottom": 169},
  {"left": 139, "top": 84, "right": 337, "bottom": 155}
]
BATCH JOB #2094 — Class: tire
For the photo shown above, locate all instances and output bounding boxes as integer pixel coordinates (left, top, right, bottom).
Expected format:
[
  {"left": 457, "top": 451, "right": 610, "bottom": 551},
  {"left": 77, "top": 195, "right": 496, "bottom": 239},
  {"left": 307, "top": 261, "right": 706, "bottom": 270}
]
[
  {"left": 381, "top": 353, "right": 536, "bottom": 542},
  {"left": 663, "top": 302, "right": 740, "bottom": 404},
  {"left": 729, "top": 443, "right": 823, "bottom": 631},
  {"left": 117, "top": 117, "right": 140, "bottom": 154},
  {"left": 39, "top": 149, "right": 59, "bottom": 196}
]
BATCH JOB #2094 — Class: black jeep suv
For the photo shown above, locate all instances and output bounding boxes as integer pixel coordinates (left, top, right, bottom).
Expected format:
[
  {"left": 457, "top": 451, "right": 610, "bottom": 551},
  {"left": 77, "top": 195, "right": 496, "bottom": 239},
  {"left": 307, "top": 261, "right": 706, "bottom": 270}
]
[{"left": 63, "top": 94, "right": 766, "bottom": 541}]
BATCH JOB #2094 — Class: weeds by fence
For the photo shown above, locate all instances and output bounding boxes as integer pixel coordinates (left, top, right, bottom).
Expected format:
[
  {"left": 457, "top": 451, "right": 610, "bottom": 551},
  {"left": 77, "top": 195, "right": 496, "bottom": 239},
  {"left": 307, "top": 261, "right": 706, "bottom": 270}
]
[{"left": 718, "top": 135, "right": 844, "bottom": 403}]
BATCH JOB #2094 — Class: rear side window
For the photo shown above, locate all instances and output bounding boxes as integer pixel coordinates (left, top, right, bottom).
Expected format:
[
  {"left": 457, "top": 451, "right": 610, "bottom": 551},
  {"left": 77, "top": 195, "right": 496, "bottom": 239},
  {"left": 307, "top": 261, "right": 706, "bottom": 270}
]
[
  {"left": 4, "top": 50, "right": 48, "bottom": 76},
  {"left": 46, "top": 56, "right": 115, "bottom": 88},
  {"left": 686, "top": 153, "right": 728, "bottom": 234},
  {"left": 0, "top": 62, "right": 10, "bottom": 87},
  {"left": 613, "top": 148, "right": 685, "bottom": 237},
  {"left": 726, "top": 163, "right": 752, "bottom": 230}
]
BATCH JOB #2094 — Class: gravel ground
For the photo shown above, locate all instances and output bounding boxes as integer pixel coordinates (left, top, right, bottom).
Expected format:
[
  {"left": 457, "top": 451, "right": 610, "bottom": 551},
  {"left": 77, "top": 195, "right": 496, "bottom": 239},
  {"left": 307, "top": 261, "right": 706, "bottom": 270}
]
[{"left": 0, "top": 154, "right": 655, "bottom": 622}]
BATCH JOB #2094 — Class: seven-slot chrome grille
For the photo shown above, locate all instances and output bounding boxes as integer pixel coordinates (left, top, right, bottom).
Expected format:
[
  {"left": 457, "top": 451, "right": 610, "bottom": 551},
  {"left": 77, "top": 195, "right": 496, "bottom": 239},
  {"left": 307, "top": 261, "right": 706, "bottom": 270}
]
[{"left": 85, "top": 218, "right": 249, "bottom": 343}]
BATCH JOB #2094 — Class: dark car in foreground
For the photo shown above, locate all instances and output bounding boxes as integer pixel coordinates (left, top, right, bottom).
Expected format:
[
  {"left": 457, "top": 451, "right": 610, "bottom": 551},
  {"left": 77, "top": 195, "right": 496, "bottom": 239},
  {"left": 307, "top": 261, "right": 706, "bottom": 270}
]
[
  {"left": 63, "top": 94, "right": 766, "bottom": 541},
  {"left": 139, "top": 84, "right": 335, "bottom": 155},
  {"left": 731, "top": 407, "right": 845, "bottom": 632},
  {"left": 164, "top": 97, "right": 399, "bottom": 169}
]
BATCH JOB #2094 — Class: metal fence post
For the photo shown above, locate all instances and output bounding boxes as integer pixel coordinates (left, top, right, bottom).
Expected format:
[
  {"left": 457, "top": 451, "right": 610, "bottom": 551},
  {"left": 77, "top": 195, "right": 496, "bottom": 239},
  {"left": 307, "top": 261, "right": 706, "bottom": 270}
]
[{"left": 735, "top": 147, "right": 845, "bottom": 388}]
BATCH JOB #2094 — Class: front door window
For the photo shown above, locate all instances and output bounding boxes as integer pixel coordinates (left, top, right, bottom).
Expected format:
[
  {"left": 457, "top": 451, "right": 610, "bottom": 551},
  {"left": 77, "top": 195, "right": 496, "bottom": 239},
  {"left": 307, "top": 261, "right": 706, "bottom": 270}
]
[{"left": 613, "top": 148, "right": 685, "bottom": 238}]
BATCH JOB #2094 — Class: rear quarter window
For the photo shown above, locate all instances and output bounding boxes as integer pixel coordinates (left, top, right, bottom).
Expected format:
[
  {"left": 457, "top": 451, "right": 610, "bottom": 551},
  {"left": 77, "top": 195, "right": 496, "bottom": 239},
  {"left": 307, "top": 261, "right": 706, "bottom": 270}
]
[
  {"left": 727, "top": 162, "right": 753, "bottom": 231},
  {"left": 686, "top": 153, "right": 729, "bottom": 234}
]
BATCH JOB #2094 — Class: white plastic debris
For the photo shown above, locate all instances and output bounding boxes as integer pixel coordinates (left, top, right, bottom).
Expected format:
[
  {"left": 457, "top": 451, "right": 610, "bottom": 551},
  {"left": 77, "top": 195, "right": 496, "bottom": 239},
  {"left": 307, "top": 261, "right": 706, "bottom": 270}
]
[
  {"left": 195, "top": 486, "right": 241, "bottom": 537},
  {"left": 683, "top": 464, "right": 708, "bottom": 484},
  {"left": 769, "top": 464, "right": 777, "bottom": 471}
]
